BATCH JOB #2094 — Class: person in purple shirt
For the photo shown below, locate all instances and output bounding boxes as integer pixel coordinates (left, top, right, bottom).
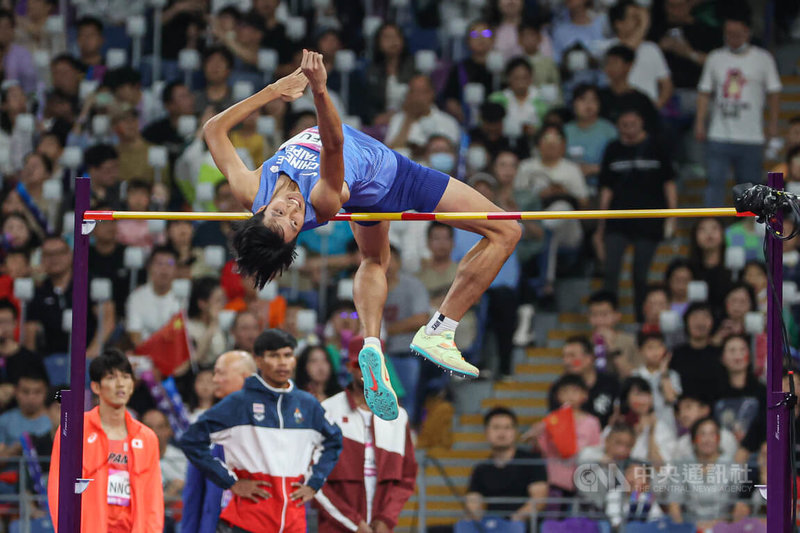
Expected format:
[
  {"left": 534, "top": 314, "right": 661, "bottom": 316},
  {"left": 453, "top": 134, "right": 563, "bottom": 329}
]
[{"left": 0, "top": 9, "right": 38, "bottom": 93}]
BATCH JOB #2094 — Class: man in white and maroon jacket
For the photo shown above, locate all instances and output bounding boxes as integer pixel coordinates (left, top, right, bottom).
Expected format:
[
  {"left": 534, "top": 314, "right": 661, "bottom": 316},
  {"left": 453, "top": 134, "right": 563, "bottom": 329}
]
[{"left": 314, "top": 336, "right": 418, "bottom": 533}]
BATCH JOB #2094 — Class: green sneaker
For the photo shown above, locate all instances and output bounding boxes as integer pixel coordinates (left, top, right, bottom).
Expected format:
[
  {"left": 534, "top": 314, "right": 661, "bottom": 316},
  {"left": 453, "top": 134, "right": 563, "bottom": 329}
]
[
  {"left": 358, "top": 345, "right": 399, "bottom": 421},
  {"left": 410, "top": 327, "right": 479, "bottom": 379}
]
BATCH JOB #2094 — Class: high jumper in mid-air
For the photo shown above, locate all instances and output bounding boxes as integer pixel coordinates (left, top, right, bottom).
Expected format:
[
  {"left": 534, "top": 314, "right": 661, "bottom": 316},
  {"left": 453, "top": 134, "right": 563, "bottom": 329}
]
[{"left": 205, "top": 49, "right": 520, "bottom": 420}]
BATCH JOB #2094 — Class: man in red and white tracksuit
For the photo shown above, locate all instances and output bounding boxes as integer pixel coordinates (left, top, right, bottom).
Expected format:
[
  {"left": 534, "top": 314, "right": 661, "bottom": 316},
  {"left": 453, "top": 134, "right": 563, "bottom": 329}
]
[
  {"left": 180, "top": 330, "right": 342, "bottom": 533},
  {"left": 314, "top": 337, "right": 417, "bottom": 533}
]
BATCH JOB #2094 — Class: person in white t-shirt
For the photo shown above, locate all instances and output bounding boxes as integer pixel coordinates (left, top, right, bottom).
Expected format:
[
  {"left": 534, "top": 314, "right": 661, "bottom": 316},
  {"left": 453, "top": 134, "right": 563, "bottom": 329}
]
[
  {"left": 694, "top": 10, "right": 782, "bottom": 207},
  {"left": 609, "top": 0, "right": 673, "bottom": 108},
  {"left": 125, "top": 245, "right": 183, "bottom": 344},
  {"left": 385, "top": 74, "right": 461, "bottom": 156},
  {"left": 516, "top": 124, "right": 586, "bottom": 292}
]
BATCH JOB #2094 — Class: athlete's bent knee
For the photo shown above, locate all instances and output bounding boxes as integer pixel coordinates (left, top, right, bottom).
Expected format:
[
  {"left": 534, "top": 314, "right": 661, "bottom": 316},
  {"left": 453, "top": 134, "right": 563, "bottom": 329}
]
[{"left": 497, "top": 221, "right": 522, "bottom": 250}]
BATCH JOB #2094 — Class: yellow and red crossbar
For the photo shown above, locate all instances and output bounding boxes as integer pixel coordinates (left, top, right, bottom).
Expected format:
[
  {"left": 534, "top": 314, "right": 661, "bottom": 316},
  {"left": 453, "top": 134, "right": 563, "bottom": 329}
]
[{"left": 83, "top": 207, "right": 752, "bottom": 222}]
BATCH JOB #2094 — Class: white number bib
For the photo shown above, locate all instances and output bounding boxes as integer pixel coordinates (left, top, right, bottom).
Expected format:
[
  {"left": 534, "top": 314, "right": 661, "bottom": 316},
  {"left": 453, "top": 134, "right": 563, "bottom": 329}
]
[{"left": 107, "top": 469, "right": 131, "bottom": 506}]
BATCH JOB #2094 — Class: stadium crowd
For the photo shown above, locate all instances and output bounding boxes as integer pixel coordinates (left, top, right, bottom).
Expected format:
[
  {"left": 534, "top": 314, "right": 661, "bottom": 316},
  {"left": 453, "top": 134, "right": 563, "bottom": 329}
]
[{"left": 0, "top": 0, "right": 799, "bottom": 531}]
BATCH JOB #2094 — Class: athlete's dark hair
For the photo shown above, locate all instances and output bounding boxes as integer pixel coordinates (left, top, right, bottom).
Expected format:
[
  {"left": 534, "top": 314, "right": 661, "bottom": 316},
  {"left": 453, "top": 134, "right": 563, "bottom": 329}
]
[{"left": 230, "top": 210, "right": 297, "bottom": 290}]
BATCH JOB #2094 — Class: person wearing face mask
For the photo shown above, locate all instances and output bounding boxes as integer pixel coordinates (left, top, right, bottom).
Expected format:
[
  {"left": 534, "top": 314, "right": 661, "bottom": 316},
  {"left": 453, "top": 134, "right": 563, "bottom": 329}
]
[
  {"left": 425, "top": 135, "right": 458, "bottom": 177},
  {"left": 694, "top": 9, "right": 782, "bottom": 207}
]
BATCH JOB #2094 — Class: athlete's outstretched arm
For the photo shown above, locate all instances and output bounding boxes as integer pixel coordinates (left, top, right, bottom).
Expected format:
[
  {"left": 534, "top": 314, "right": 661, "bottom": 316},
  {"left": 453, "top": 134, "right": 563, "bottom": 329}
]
[
  {"left": 204, "top": 69, "right": 308, "bottom": 209},
  {"left": 303, "top": 49, "right": 346, "bottom": 220}
]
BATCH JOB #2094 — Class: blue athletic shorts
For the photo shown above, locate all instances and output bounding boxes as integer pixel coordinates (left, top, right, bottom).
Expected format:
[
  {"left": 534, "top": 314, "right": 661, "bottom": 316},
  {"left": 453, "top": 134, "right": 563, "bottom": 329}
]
[{"left": 350, "top": 151, "right": 451, "bottom": 226}]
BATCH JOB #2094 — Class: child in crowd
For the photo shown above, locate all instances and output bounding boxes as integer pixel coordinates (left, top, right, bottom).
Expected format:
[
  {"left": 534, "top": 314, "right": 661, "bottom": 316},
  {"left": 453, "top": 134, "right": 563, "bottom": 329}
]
[
  {"left": 588, "top": 290, "right": 638, "bottom": 378},
  {"left": 669, "top": 394, "right": 737, "bottom": 462},
  {"left": 631, "top": 332, "right": 681, "bottom": 423},
  {"left": 611, "top": 377, "right": 672, "bottom": 465},
  {"left": 115, "top": 179, "right": 164, "bottom": 249},
  {"left": 536, "top": 374, "right": 601, "bottom": 498},
  {"left": 517, "top": 21, "right": 560, "bottom": 99},
  {"left": 188, "top": 367, "right": 215, "bottom": 422}
]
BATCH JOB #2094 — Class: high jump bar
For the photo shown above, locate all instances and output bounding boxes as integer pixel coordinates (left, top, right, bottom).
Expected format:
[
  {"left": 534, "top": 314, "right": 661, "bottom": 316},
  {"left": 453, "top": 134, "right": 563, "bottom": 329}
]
[{"left": 83, "top": 207, "right": 754, "bottom": 222}]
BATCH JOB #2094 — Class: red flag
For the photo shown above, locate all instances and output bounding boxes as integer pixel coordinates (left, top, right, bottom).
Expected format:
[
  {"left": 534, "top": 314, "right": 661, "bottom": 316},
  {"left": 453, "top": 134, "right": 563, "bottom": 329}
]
[
  {"left": 544, "top": 404, "right": 578, "bottom": 458},
  {"left": 134, "top": 312, "right": 192, "bottom": 377}
]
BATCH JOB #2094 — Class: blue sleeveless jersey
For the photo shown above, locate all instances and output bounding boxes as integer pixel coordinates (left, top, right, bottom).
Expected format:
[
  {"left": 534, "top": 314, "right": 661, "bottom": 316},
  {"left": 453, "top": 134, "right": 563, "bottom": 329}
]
[{"left": 252, "top": 125, "right": 399, "bottom": 231}]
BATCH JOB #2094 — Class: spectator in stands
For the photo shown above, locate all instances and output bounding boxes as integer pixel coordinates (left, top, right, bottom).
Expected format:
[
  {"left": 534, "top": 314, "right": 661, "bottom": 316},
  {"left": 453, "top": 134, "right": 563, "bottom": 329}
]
[
  {"left": 252, "top": 0, "right": 294, "bottom": 75},
  {"left": 609, "top": 0, "right": 673, "bottom": 108},
  {"left": 588, "top": 290, "right": 638, "bottom": 378},
  {"left": 489, "top": 57, "right": 549, "bottom": 141},
  {"left": 670, "top": 396, "right": 736, "bottom": 463},
  {"left": 423, "top": 134, "right": 459, "bottom": 180},
  {"left": 490, "top": 149, "right": 519, "bottom": 211},
  {"left": 188, "top": 367, "right": 214, "bottom": 422},
  {"left": 1, "top": 211, "right": 40, "bottom": 252},
  {"left": 648, "top": 0, "right": 721, "bottom": 92},
  {"left": 49, "top": 54, "right": 84, "bottom": 108},
  {"left": 295, "top": 344, "right": 341, "bottom": 403},
  {"left": 0, "top": 299, "right": 45, "bottom": 410},
  {"left": 193, "top": 181, "right": 236, "bottom": 251},
  {"left": 564, "top": 83, "right": 617, "bottom": 183},
  {"left": 615, "top": 376, "right": 672, "bottom": 464},
  {"left": 160, "top": 0, "right": 206, "bottom": 64},
  {"left": 715, "top": 334, "right": 766, "bottom": 442},
  {"left": 143, "top": 81, "right": 196, "bottom": 158},
  {"left": 516, "top": 124, "right": 589, "bottom": 208},
  {"left": 667, "top": 417, "right": 738, "bottom": 529},
  {"left": 76, "top": 16, "right": 105, "bottom": 81},
  {"left": 115, "top": 179, "right": 159, "bottom": 249},
  {"left": 315, "top": 341, "right": 417, "bottom": 532},
  {"left": 182, "top": 350, "right": 257, "bottom": 533},
  {"left": 14, "top": 0, "right": 61, "bottom": 55},
  {"left": 688, "top": 218, "right": 734, "bottom": 311},
  {"left": 665, "top": 258, "right": 693, "bottom": 317},
  {"left": 488, "top": 0, "right": 525, "bottom": 61},
  {"left": 468, "top": 102, "right": 517, "bottom": 160},
  {"left": 694, "top": 9, "right": 782, "bottom": 207},
  {"left": 49, "top": 349, "right": 164, "bottom": 532},
  {"left": 384, "top": 246, "right": 429, "bottom": 421},
  {"left": 0, "top": 9, "right": 37, "bottom": 92},
  {"left": 0, "top": 370, "right": 50, "bottom": 448},
  {"left": 742, "top": 260, "right": 768, "bottom": 312},
  {"left": 112, "top": 106, "right": 171, "bottom": 191},
  {"left": 104, "top": 66, "right": 144, "bottom": 111},
  {"left": 598, "top": 45, "right": 661, "bottom": 134},
  {"left": 142, "top": 409, "right": 188, "bottom": 505},
  {"left": 125, "top": 245, "right": 183, "bottom": 345},
  {"left": 26, "top": 236, "right": 113, "bottom": 359},
  {"left": 230, "top": 310, "right": 259, "bottom": 353},
  {"left": 443, "top": 19, "right": 495, "bottom": 124},
  {"left": 385, "top": 74, "right": 460, "bottom": 155},
  {"left": 537, "top": 374, "right": 602, "bottom": 498},
  {"left": 364, "top": 22, "right": 415, "bottom": 126},
  {"left": 669, "top": 302, "right": 726, "bottom": 400},
  {"left": 550, "top": 0, "right": 607, "bottom": 62},
  {"left": 597, "top": 107, "right": 677, "bottom": 319},
  {"left": 196, "top": 46, "right": 235, "bottom": 115},
  {"left": 37, "top": 125, "right": 67, "bottom": 182},
  {"left": 167, "top": 219, "right": 214, "bottom": 278},
  {"left": 548, "top": 336, "right": 619, "bottom": 426},
  {"left": 466, "top": 406, "right": 548, "bottom": 522},
  {"left": 710, "top": 283, "right": 756, "bottom": 346},
  {"left": 640, "top": 284, "right": 670, "bottom": 334},
  {"left": 518, "top": 21, "right": 560, "bottom": 95},
  {"left": 632, "top": 332, "right": 681, "bottom": 420},
  {"left": 18, "top": 152, "right": 52, "bottom": 213},
  {"left": 84, "top": 143, "right": 122, "bottom": 208},
  {"left": 577, "top": 422, "right": 635, "bottom": 468},
  {"left": 180, "top": 329, "right": 343, "bottom": 533},
  {"left": 186, "top": 277, "right": 227, "bottom": 367},
  {"left": 213, "top": 11, "right": 263, "bottom": 70},
  {"left": 0, "top": 83, "right": 34, "bottom": 175},
  {"left": 88, "top": 203, "right": 129, "bottom": 318}
]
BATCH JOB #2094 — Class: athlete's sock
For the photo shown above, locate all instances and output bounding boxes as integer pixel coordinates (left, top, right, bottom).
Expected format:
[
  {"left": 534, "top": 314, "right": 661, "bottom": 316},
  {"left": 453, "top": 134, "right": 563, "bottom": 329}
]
[
  {"left": 425, "top": 312, "right": 459, "bottom": 335},
  {"left": 363, "top": 337, "right": 382, "bottom": 350}
]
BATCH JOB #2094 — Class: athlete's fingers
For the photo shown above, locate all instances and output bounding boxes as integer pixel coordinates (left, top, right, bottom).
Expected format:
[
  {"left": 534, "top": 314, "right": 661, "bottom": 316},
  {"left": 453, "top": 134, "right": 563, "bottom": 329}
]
[
  {"left": 257, "top": 481, "right": 272, "bottom": 488},
  {"left": 290, "top": 482, "right": 302, "bottom": 488},
  {"left": 255, "top": 489, "right": 271, "bottom": 499}
]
